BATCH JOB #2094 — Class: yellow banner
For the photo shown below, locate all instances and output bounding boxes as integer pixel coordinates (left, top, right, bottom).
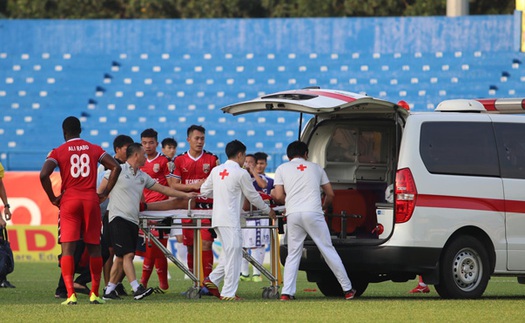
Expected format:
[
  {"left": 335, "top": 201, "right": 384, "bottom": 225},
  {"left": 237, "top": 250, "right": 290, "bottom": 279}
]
[{"left": 6, "top": 225, "right": 60, "bottom": 262}]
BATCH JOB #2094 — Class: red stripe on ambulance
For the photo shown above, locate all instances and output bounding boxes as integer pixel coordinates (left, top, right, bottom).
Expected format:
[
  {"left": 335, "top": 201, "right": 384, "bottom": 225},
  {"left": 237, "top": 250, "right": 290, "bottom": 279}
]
[
  {"left": 416, "top": 194, "right": 525, "bottom": 213},
  {"left": 417, "top": 194, "right": 504, "bottom": 212}
]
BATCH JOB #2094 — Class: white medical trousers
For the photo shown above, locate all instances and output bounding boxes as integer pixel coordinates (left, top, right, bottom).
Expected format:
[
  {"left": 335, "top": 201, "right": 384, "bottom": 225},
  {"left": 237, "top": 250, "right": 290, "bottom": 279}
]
[
  {"left": 282, "top": 211, "right": 352, "bottom": 296},
  {"left": 209, "top": 226, "right": 243, "bottom": 297}
]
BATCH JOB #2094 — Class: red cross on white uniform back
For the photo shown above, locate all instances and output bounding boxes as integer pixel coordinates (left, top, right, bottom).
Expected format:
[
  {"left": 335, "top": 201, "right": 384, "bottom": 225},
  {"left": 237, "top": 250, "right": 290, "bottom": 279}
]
[
  {"left": 219, "top": 169, "right": 229, "bottom": 179},
  {"left": 297, "top": 164, "right": 307, "bottom": 171}
]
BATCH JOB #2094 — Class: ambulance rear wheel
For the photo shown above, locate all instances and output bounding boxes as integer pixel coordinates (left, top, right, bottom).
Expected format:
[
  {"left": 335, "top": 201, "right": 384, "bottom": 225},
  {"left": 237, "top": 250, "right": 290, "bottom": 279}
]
[{"left": 434, "top": 236, "right": 490, "bottom": 299}]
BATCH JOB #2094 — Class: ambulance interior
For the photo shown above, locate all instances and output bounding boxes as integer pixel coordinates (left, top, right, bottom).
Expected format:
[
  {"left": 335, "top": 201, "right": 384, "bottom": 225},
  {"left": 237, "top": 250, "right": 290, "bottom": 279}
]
[{"left": 307, "top": 119, "right": 396, "bottom": 241}]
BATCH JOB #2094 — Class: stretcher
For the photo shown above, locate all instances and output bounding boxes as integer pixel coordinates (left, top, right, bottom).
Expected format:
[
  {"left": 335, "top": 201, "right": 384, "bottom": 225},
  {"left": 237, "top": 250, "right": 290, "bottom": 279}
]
[{"left": 139, "top": 201, "right": 284, "bottom": 299}]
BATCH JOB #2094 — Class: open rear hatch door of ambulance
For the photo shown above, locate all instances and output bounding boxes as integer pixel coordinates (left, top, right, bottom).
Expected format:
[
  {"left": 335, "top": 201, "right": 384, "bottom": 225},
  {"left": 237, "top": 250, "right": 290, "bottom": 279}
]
[
  {"left": 221, "top": 87, "right": 406, "bottom": 120},
  {"left": 222, "top": 88, "right": 408, "bottom": 241},
  {"left": 221, "top": 87, "right": 408, "bottom": 149}
]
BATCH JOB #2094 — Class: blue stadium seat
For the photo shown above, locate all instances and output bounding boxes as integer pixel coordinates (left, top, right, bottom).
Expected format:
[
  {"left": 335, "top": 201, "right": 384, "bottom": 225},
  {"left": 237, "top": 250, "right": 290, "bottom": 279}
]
[{"left": 2, "top": 46, "right": 525, "bottom": 171}]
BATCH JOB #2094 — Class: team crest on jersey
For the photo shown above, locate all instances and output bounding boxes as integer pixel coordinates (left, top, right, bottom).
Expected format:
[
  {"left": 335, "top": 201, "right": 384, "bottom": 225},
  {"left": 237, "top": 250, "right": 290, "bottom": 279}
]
[
  {"left": 203, "top": 163, "right": 210, "bottom": 174},
  {"left": 153, "top": 163, "right": 160, "bottom": 173},
  {"left": 167, "top": 161, "right": 175, "bottom": 173}
]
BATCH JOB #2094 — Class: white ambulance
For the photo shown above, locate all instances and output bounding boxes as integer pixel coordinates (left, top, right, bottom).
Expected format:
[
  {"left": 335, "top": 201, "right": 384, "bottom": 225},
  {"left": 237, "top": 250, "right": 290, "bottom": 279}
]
[{"left": 222, "top": 88, "right": 525, "bottom": 299}]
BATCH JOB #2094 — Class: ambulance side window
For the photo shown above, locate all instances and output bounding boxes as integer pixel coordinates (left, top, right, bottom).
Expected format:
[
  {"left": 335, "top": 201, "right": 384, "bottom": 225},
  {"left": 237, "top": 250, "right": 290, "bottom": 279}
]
[
  {"left": 420, "top": 122, "right": 499, "bottom": 177},
  {"left": 494, "top": 123, "right": 525, "bottom": 179}
]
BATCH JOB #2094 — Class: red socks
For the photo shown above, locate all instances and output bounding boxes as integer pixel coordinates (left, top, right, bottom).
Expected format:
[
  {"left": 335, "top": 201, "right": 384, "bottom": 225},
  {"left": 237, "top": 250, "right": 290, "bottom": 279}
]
[
  {"left": 141, "top": 255, "right": 154, "bottom": 287},
  {"left": 61, "top": 255, "right": 75, "bottom": 298},
  {"left": 186, "top": 249, "right": 214, "bottom": 278},
  {"left": 155, "top": 238, "right": 169, "bottom": 290},
  {"left": 155, "top": 257, "right": 169, "bottom": 290},
  {"left": 141, "top": 238, "right": 169, "bottom": 289},
  {"left": 90, "top": 256, "right": 103, "bottom": 296}
]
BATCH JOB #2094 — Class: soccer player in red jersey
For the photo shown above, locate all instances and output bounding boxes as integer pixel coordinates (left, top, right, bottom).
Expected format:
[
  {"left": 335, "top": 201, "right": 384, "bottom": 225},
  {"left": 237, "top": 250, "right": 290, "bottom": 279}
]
[
  {"left": 139, "top": 129, "right": 200, "bottom": 291},
  {"left": 173, "top": 125, "right": 219, "bottom": 280},
  {"left": 139, "top": 128, "right": 172, "bottom": 291},
  {"left": 40, "top": 116, "right": 121, "bottom": 305},
  {"left": 160, "top": 137, "right": 189, "bottom": 273}
]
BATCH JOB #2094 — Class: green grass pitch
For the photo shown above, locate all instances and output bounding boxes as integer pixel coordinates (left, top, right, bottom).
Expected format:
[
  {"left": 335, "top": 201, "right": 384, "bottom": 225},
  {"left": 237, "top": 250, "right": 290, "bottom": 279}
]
[{"left": 1, "top": 262, "right": 525, "bottom": 322}]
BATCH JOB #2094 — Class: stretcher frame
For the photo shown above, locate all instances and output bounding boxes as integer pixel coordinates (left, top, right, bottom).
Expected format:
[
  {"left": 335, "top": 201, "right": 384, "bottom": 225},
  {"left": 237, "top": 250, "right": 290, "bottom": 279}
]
[{"left": 139, "top": 200, "right": 283, "bottom": 299}]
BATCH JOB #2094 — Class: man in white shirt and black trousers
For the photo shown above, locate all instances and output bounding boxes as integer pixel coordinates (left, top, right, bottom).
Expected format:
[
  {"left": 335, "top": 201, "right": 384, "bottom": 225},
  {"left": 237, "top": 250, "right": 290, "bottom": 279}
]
[
  {"left": 200, "top": 140, "right": 276, "bottom": 301},
  {"left": 272, "top": 140, "right": 356, "bottom": 300}
]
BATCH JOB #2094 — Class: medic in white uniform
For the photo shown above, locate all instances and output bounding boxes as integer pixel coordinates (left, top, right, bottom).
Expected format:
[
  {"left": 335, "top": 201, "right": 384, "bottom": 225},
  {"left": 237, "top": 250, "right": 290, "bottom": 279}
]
[
  {"left": 200, "top": 140, "right": 276, "bottom": 300},
  {"left": 272, "top": 141, "right": 356, "bottom": 300}
]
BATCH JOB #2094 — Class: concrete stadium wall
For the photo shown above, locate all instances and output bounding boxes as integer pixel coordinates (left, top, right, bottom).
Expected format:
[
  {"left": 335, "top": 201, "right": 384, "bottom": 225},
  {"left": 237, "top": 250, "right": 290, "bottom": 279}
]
[{"left": 0, "top": 15, "right": 514, "bottom": 55}]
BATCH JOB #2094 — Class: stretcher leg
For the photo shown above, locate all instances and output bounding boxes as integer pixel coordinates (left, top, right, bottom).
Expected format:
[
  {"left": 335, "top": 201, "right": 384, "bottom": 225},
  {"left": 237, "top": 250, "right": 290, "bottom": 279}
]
[
  {"left": 241, "top": 219, "right": 281, "bottom": 299},
  {"left": 194, "top": 218, "right": 203, "bottom": 285},
  {"left": 142, "top": 227, "right": 197, "bottom": 281},
  {"left": 142, "top": 226, "right": 202, "bottom": 299},
  {"left": 271, "top": 220, "right": 283, "bottom": 286}
]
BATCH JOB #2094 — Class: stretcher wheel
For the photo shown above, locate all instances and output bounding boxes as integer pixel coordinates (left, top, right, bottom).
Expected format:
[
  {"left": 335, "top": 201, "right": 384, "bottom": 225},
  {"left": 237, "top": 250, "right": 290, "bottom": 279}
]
[
  {"left": 262, "top": 286, "right": 279, "bottom": 299},
  {"left": 186, "top": 287, "right": 201, "bottom": 299}
]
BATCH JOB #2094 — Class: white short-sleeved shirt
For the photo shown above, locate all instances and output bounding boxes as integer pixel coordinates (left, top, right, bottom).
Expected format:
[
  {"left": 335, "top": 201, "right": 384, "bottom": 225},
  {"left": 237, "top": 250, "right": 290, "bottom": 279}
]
[
  {"left": 106, "top": 162, "right": 156, "bottom": 225},
  {"left": 200, "top": 160, "right": 271, "bottom": 228},
  {"left": 274, "top": 157, "right": 329, "bottom": 215}
]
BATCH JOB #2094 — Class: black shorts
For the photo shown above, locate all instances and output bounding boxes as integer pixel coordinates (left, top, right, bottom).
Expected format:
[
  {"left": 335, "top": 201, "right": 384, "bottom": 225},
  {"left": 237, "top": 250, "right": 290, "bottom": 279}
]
[
  {"left": 109, "top": 216, "right": 139, "bottom": 257},
  {"left": 100, "top": 211, "right": 111, "bottom": 262},
  {"left": 102, "top": 211, "right": 111, "bottom": 246}
]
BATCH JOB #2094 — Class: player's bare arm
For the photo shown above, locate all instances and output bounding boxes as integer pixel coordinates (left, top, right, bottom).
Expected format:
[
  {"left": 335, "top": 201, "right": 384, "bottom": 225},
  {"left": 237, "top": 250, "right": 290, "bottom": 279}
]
[
  {"left": 98, "top": 154, "right": 121, "bottom": 201},
  {"left": 97, "top": 177, "right": 108, "bottom": 195},
  {"left": 246, "top": 164, "right": 267, "bottom": 189},
  {"left": 145, "top": 197, "right": 197, "bottom": 211},
  {"left": 271, "top": 185, "right": 285, "bottom": 205},
  {"left": 151, "top": 182, "right": 199, "bottom": 199},
  {"left": 268, "top": 208, "right": 277, "bottom": 220},
  {"left": 97, "top": 177, "right": 110, "bottom": 204},
  {"left": 167, "top": 177, "right": 203, "bottom": 191},
  {"left": 321, "top": 182, "right": 335, "bottom": 211},
  {"left": 39, "top": 159, "right": 61, "bottom": 207},
  {"left": 253, "top": 173, "right": 268, "bottom": 190},
  {"left": 0, "top": 179, "right": 11, "bottom": 221}
]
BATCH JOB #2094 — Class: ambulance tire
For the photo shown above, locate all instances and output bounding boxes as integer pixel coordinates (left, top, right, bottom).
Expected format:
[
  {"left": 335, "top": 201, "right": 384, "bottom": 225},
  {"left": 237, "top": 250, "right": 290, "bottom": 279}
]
[{"left": 435, "top": 235, "right": 490, "bottom": 299}]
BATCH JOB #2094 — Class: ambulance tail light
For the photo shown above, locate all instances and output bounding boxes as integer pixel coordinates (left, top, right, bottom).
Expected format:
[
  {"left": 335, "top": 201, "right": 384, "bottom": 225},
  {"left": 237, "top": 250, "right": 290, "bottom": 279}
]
[{"left": 395, "top": 168, "right": 417, "bottom": 223}]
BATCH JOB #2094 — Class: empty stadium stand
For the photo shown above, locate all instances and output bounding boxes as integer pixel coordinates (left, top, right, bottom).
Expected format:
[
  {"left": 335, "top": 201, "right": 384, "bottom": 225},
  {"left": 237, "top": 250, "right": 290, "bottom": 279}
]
[{"left": 1, "top": 17, "right": 524, "bottom": 171}]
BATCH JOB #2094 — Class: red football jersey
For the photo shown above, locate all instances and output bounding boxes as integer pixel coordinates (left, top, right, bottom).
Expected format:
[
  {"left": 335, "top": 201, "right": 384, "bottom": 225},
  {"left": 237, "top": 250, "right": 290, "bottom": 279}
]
[
  {"left": 140, "top": 152, "right": 171, "bottom": 203},
  {"left": 46, "top": 138, "right": 106, "bottom": 201},
  {"left": 173, "top": 150, "right": 219, "bottom": 204}
]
